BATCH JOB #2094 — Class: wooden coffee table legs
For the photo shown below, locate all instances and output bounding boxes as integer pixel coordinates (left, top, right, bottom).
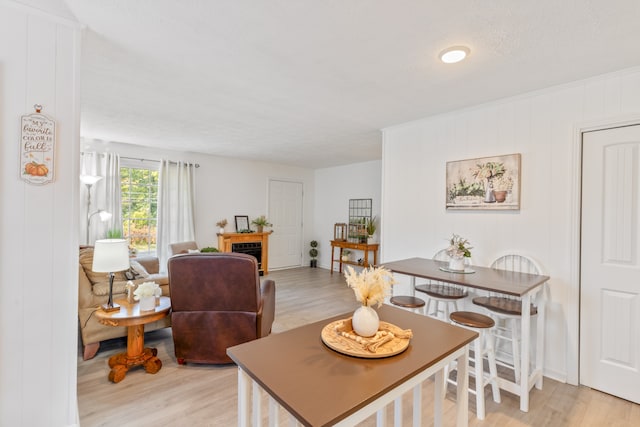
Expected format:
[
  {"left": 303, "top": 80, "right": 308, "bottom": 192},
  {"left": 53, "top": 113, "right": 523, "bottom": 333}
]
[{"left": 107, "top": 324, "right": 162, "bottom": 383}]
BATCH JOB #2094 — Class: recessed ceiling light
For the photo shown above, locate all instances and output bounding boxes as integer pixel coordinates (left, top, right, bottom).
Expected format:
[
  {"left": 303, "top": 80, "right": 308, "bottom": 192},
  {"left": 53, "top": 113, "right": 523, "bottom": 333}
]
[{"left": 439, "top": 46, "right": 470, "bottom": 64}]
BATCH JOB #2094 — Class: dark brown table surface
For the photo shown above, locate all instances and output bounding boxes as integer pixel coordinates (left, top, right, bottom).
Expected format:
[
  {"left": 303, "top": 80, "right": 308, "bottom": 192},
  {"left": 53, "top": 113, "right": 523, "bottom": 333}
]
[
  {"left": 381, "top": 257, "right": 550, "bottom": 297},
  {"left": 227, "top": 304, "right": 477, "bottom": 427}
]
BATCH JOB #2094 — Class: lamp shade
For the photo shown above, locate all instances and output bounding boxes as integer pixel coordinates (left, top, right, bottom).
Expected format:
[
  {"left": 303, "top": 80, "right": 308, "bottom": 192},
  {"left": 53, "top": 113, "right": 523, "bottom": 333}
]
[{"left": 92, "top": 239, "right": 130, "bottom": 272}]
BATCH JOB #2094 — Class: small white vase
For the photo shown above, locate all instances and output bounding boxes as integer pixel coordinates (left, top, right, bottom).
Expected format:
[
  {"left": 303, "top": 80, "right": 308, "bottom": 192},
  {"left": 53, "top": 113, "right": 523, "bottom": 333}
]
[
  {"left": 352, "top": 305, "right": 380, "bottom": 337},
  {"left": 219, "top": 227, "right": 225, "bottom": 234},
  {"left": 448, "top": 256, "right": 465, "bottom": 271},
  {"left": 139, "top": 296, "right": 156, "bottom": 311}
]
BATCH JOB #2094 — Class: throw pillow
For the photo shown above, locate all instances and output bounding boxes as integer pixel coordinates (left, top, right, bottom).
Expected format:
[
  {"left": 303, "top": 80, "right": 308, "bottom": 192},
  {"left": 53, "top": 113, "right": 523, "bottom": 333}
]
[
  {"left": 129, "top": 259, "right": 150, "bottom": 279},
  {"left": 187, "top": 249, "right": 201, "bottom": 253}
]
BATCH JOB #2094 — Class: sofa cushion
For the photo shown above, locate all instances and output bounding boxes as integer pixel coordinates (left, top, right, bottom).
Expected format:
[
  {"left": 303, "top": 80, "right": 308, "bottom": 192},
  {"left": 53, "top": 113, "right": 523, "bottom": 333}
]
[
  {"left": 92, "top": 280, "right": 130, "bottom": 297},
  {"left": 130, "top": 259, "right": 150, "bottom": 279},
  {"left": 79, "top": 247, "right": 128, "bottom": 284}
]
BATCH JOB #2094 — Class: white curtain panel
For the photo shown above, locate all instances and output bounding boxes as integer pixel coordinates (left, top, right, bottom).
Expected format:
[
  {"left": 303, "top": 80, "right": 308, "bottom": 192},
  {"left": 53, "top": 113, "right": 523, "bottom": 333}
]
[
  {"left": 79, "top": 152, "right": 122, "bottom": 245},
  {"left": 157, "top": 159, "right": 196, "bottom": 271}
]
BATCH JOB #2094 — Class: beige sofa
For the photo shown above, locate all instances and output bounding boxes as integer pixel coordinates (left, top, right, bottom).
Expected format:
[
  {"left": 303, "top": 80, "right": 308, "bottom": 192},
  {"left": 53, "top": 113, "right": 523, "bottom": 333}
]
[{"left": 78, "top": 246, "right": 171, "bottom": 360}]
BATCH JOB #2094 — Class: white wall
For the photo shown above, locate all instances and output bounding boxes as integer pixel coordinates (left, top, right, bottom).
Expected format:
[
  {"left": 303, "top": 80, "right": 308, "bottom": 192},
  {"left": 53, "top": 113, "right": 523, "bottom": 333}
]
[
  {"left": 0, "top": 2, "right": 81, "bottom": 426},
  {"left": 381, "top": 66, "right": 640, "bottom": 383},
  {"left": 314, "top": 160, "right": 382, "bottom": 269},
  {"left": 82, "top": 139, "right": 316, "bottom": 261}
]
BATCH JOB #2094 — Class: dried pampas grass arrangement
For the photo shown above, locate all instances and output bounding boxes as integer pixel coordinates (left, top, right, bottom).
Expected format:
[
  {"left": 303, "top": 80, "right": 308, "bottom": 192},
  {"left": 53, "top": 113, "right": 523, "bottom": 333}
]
[{"left": 344, "top": 266, "right": 396, "bottom": 307}]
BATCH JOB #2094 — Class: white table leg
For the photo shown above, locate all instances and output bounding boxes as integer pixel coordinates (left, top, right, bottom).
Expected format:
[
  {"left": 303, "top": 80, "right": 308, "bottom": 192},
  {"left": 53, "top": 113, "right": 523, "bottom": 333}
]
[
  {"left": 536, "top": 286, "right": 546, "bottom": 390},
  {"left": 269, "top": 396, "right": 279, "bottom": 427},
  {"left": 252, "top": 380, "right": 261, "bottom": 426},
  {"left": 413, "top": 384, "right": 422, "bottom": 426},
  {"left": 434, "top": 369, "right": 444, "bottom": 427},
  {"left": 238, "top": 368, "right": 251, "bottom": 427},
  {"left": 394, "top": 397, "right": 402, "bottom": 426},
  {"left": 456, "top": 346, "right": 469, "bottom": 427},
  {"left": 410, "top": 276, "right": 416, "bottom": 297},
  {"left": 520, "top": 293, "right": 531, "bottom": 412},
  {"left": 376, "top": 406, "right": 387, "bottom": 427}
]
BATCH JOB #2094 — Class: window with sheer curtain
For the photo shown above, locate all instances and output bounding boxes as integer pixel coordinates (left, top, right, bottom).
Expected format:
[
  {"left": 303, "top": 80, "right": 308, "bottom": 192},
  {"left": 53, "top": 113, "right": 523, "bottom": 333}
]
[
  {"left": 80, "top": 154, "right": 195, "bottom": 265},
  {"left": 120, "top": 161, "right": 159, "bottom": 256}
]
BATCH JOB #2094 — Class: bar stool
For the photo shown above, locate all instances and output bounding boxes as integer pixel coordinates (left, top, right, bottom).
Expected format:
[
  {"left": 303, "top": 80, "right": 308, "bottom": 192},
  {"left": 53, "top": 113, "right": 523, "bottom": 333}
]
[
  {"left": 415, "top": 249, "right": 467, "bottom": 320},
  {"left": 472, "top": 253, "right": 542, "bottom": 383},
  {"left": 446, "top": 311, "right": 501, "bottom": 420},
  {"left": 389, "top": 295, "right": 426, "bottom": 315}
]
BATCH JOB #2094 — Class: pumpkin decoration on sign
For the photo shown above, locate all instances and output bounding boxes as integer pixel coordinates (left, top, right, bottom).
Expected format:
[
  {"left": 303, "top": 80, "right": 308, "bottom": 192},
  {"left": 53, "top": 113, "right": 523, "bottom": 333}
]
[{"left": 24, "top": 161, "right": 49, "bottom": 177}]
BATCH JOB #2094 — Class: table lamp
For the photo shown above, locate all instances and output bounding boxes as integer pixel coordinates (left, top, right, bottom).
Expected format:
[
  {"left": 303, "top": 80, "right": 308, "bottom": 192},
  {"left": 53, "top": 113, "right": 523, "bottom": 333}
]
[{"left": 93, "top": 238, "right": 130, "bottom": 312}]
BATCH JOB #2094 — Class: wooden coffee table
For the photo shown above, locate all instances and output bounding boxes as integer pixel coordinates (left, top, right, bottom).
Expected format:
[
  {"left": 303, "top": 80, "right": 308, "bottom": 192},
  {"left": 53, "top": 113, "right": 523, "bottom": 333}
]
[{"left": 95, "top": 296, "right": 171, "bottom": 383}]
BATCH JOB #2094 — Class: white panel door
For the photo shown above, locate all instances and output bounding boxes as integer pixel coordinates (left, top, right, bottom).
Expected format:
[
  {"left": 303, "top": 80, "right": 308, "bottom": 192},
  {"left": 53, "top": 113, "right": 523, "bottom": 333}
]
[
  {"left": 268, "top": 180, "right": 303, "bottom": 269},
  {"left": 581, "top": 125, "right": 640, "bottom": 403}
]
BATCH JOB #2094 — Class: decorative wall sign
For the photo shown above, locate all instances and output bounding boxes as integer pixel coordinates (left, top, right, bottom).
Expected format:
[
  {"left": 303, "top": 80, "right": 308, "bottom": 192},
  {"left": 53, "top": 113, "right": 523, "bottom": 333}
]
[
  {"left": 20, "top": 104, "right": 55, "bottom": 185},
  {"left": 446, "top": 153, "right": 521, "bottom": 210}
]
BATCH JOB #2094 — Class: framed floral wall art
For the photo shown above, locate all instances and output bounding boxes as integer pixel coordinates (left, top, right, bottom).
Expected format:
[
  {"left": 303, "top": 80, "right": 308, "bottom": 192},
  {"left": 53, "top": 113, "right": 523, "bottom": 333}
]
[{"left": 446, "top": 153, "right": 521, "bottom": 210}]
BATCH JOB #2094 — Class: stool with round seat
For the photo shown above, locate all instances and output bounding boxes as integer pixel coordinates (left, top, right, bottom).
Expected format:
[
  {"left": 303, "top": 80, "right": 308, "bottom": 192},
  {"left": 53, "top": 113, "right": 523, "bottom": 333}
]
[
  {"left": 446, "top": 311, "right": 501, "bottom": 420},
  {"left": 415, "top": 249, "right": 468, "bottom": 320},
  {"left": 416, "top": 282, "right": 467, "bottom": 320},
  {"left": 389, "top": 295, "right": 426, "bottom": 314}
]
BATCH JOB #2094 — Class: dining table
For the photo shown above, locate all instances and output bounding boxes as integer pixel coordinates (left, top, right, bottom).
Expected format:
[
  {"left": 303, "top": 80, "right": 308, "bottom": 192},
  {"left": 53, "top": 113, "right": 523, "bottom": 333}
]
[
  {"left": 381, "top": 257, "right": 550, "bottom": 413},
  {"left": 227, "top": 304, "right": 478, "bottom": 427}
]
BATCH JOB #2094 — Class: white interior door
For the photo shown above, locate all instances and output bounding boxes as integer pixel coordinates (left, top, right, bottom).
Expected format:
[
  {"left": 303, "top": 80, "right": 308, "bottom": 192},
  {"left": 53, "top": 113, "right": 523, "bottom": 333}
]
[
  {"left": 580, "top": 124, "right": 640, "bottom": 404},
  {"left": 268, "top": 179, "right": 303, "bottom": 269}
]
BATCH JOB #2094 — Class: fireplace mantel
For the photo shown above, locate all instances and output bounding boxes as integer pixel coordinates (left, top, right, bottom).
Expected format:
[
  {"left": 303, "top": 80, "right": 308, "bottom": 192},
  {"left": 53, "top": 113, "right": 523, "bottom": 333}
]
[{"left": 217, "top": 231, "right": 273, "bottom": 275}]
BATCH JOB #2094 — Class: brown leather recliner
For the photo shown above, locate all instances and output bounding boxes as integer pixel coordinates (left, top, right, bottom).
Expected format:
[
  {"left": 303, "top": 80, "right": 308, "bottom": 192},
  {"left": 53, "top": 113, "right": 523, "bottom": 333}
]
[{"left": 167, "top": 252, "right": 276, "bottom": 364}]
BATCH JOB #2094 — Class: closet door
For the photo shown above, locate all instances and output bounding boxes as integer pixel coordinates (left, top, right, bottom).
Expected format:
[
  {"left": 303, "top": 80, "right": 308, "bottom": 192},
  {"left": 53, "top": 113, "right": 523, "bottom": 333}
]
[{"left": 580, "top": 125, "right": 640, "bottom": 404}]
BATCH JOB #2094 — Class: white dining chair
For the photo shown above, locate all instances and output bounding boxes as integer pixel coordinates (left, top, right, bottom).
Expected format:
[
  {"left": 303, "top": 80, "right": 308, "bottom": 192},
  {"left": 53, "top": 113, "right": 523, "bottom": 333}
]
[
  {"left": 415, "top": 249, "right": 468, "bottom": 321},
  {"left": 472, "top": 253, "right": 542, "bottom": 383}
]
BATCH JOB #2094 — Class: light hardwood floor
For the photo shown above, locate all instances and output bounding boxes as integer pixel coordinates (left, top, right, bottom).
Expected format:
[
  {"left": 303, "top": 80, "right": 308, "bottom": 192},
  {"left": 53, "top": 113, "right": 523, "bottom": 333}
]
[{"left": 77, "top": 267, "right": 639, "bottom": 426}]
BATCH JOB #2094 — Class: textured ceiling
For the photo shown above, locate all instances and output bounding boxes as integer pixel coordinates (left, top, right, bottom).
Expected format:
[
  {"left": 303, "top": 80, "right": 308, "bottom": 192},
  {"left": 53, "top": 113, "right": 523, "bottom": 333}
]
[{"left": 61, "top": 0, "right": 640, "bottom": 168}]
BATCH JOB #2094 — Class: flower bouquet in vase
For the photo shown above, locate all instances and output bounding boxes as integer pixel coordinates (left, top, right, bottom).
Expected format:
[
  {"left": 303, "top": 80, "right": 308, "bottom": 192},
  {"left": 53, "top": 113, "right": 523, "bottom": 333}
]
[
  {"left": 134, "top": 281, "right": 161, "bottom": 311},
  {"left": 216, "top": 218, "right": 228, "bottom": 234},
  {"left": 344, "top": 266, "right": 396, "bottom": 337},
  {"left": 446, "top": 234, "right": 472, "bottom": 271}
]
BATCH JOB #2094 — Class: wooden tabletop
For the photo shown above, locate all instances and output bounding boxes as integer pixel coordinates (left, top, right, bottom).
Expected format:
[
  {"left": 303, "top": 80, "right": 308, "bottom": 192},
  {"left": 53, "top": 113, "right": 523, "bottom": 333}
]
[
  {"left": 381, "top": 257, "right": 550, "bottom": 297},
  {"left": 94, "top": 296, "right": 171, "bottom": 327},
  {"left": 227, "top": 304, "right": 477, "bottom": 427}
]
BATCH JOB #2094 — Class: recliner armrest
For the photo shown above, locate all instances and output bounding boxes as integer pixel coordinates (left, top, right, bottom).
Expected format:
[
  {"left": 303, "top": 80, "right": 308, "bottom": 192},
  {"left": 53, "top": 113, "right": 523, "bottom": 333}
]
[{"left": 258, "top": 279, "right": 276, "bottom": 337}]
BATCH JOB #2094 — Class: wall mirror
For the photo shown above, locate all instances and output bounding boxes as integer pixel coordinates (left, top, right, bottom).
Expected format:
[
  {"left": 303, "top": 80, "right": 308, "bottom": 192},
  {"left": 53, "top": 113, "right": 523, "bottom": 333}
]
[{"left": 348, "top": 198, "right": 372, "bottom": 242}]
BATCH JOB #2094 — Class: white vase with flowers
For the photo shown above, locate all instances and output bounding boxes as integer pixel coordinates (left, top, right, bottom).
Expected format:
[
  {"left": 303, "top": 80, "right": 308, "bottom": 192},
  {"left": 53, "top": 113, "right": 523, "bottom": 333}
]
[
  {"left": 446, "top": 234, "right": 472, "bottom": 271},
  {"left": 134, "top": 281, "right": 161, "bottom": 311},
  {"left": 344, "top": 266, "right": 396, "bottom": 337}
]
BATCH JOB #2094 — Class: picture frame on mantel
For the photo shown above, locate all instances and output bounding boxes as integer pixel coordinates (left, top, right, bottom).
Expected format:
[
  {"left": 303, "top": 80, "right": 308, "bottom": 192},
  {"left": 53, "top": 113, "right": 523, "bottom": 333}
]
[
  {"left": 446, "top": 153, "right": 521, "bottom": 210},
  {"left": 235, "top": 215, "right": 250, "bottom": 232}
]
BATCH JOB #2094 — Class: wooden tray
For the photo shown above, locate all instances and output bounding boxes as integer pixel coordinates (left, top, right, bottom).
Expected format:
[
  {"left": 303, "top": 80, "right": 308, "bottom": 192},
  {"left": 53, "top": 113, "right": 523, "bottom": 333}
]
[{"left": 321, "top": 318, "right": 412, "bottom": 359}]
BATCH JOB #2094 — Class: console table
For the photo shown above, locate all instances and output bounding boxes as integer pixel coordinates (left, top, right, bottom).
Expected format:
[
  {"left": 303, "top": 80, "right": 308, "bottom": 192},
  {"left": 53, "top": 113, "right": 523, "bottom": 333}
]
[
  {"left": 217, "top": 231, "right": 272, "bottom": 275},
  {"left": 330, "top": 240, "right": 379, "bottom": 274}
]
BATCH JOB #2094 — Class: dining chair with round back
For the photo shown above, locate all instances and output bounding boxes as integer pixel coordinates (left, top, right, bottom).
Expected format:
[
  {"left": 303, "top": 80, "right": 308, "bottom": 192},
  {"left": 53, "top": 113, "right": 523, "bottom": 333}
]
[
  {"left": 415, "top": 249, "right": 468, "bottom": 321},
  {"left": 471, "top": 253, "right": 542, "bottom": 383}
]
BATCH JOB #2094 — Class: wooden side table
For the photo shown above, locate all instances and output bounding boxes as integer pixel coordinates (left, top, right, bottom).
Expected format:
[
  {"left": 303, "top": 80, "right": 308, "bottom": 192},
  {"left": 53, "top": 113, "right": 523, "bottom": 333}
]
[{"left": 95, "top": 296, "right": 171, "bottom": 383}]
